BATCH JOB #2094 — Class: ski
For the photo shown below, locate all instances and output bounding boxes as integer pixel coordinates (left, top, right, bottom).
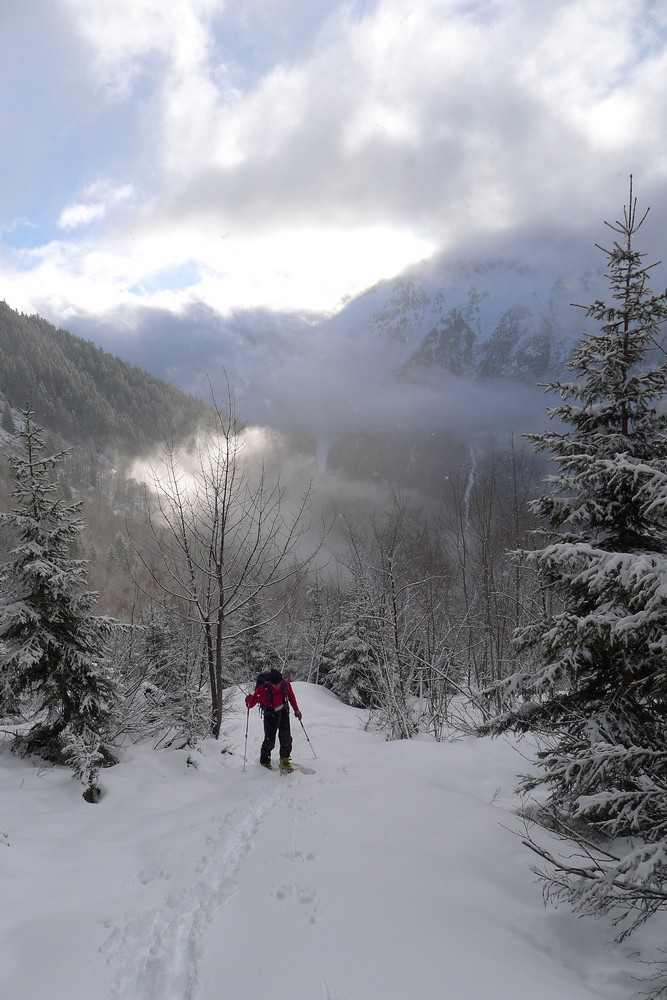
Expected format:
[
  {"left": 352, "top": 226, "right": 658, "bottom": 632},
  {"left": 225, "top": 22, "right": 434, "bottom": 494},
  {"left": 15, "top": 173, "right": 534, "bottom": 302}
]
[
  {"left": 256, "top": 762, "right": 315, "bottom": 775},
  {"left": 289, "top": 762, "right": 315, "bottom": 775}
]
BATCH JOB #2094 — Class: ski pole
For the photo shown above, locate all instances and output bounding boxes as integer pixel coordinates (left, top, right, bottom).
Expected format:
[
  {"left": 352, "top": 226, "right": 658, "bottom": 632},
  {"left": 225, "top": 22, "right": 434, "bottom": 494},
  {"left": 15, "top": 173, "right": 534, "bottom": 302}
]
[
  {"left": 298, "top": 716, "right": 318, "bottom": 759},
  {"left": 243, "top": 706, "right": 250, "bottom": 771}
]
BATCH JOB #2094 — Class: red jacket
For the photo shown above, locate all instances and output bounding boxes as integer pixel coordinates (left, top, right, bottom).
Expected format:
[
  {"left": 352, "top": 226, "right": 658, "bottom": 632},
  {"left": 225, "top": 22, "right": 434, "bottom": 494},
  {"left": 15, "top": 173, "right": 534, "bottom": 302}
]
[{"left": 246, "top": 679, "right": 301, "bottom": 716}]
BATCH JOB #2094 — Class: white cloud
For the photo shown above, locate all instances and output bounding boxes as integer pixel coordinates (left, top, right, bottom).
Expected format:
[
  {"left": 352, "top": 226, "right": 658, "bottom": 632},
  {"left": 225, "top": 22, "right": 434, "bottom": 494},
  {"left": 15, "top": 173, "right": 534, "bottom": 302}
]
[
  {"left": 57, "top": 182, "right": 134, "bottom": 231},
  {"left": 140, "top": 0, "right": 667, "bottom": 244},
  {"left": 193, "top": 225, "right": 437, "bottom": 313},
  {"left": 3, "top": 0, "right": 667, "bottom": 325},
  {"left": 0, "top": 217, "right": 36, "bottom": 235},
  {"left": 6, "top": 219, "right": 435, "bottom": 320},
  {"left": 84, "top": 180, "right": 135, "bottom": 202},
  {"left": 58, "top": 202, "right": 106, "bottom": 230},
  {"left": 60, "top": 0, "right": 219, "bottom": 98}
]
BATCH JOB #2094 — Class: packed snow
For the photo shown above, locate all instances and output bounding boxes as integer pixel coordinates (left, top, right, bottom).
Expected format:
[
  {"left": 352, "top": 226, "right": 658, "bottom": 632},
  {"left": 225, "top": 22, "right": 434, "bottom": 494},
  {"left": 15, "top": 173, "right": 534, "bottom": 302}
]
[{"left": 1, "top": 683, "right": 664, "bottom": 1000}]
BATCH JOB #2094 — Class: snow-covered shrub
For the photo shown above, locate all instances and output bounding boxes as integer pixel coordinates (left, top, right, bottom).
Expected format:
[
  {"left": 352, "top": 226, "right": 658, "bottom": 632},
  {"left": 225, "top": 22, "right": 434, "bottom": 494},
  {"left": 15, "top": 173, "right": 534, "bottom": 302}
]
[{"left": 61, "top": 727, "right": 105, "bottom": 803}]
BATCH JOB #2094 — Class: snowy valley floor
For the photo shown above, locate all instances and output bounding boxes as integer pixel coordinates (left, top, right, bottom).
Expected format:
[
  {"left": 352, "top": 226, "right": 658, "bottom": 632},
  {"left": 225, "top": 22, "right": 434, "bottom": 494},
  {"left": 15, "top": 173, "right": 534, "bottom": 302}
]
[{"left": 2, "top": 683, "right": 665, "bottom": 1000}]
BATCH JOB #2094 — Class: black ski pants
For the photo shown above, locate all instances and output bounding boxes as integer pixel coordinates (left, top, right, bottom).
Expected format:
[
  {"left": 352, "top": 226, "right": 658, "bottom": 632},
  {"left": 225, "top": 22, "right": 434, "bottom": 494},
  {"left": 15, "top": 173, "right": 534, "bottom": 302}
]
[{"left": 260, "top": 709, "right": 292, "bottom": 764}]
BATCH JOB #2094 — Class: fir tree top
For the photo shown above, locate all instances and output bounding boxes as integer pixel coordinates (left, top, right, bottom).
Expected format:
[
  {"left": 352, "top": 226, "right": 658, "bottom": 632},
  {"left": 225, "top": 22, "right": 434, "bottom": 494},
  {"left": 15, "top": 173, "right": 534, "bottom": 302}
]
[{"left": 530, "top": 177, "right": 667, "bottom": 553}]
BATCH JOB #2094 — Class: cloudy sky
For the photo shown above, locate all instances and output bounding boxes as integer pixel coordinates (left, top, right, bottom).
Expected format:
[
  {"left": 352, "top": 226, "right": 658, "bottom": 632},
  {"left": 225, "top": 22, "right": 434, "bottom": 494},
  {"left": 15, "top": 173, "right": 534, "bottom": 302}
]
[{"left": 1, "top": 0, "right": 666, "bottom": 333}]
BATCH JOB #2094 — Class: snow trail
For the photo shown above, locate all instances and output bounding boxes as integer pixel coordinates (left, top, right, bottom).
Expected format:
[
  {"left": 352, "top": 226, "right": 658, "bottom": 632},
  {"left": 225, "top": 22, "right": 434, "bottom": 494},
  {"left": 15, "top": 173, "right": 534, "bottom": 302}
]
[{"left": 104, "top": 780, "right": 283, "bottom": 1000}]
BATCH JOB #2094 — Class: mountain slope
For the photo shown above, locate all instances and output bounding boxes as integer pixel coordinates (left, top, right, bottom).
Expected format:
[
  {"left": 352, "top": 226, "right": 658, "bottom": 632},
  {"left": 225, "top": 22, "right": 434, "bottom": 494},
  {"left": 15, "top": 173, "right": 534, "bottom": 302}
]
[
  {"left": 1, "top": 683, "right": 662, "bottom": 1000},
  {"left": 0, "top": 301, "right": 210, "bottom": 455},
  {"left": 345, "top": 256, "right": 600, "bottom": 383}
]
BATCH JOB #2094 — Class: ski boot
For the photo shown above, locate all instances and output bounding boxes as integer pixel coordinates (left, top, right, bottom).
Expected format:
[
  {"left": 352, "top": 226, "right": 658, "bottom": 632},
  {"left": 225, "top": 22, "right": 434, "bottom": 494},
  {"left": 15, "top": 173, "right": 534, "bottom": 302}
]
[
  {"left": 261, "top": 760, "right": 273, "bottom": 770},
  {"left": 279, "top": 757, "right": 294, "bottom": 774}
]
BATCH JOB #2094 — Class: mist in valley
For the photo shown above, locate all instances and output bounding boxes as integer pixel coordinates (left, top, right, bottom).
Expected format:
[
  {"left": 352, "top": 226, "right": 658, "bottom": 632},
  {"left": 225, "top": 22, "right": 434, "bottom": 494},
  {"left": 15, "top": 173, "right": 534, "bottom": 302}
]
[{"left": 67, "top": 251, "right": 589, "bottom": 533}]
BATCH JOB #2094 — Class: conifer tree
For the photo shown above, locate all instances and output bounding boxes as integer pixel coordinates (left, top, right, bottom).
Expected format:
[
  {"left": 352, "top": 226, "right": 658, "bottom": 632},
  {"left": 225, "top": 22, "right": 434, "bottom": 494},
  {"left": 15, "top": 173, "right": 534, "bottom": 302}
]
[
  {"left": 319, "top": 607, "right": 379, "bottom": 709},
  {"left": 226, "top": 595, "right": 278, "bottom": 684},
  {"left": 482, "top": 182, "right": 667, "bottom": 938},
  {"left": 0, "top": 409, "right": 120, "bottom": 763}
]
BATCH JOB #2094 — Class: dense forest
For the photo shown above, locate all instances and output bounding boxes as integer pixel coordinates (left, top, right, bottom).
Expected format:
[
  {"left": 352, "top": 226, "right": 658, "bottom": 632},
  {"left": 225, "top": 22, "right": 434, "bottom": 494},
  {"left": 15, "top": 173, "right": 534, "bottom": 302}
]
[{"left": 0, "top": 301, "right": 210, "bottom": 455}]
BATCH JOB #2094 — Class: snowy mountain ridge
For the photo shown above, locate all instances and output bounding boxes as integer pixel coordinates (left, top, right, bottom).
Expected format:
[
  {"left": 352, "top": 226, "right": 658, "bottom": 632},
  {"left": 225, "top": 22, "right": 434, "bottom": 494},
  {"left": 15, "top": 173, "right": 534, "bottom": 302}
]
[
  {"left": 284, "top": 254, "right": 604, "bottom": 489},
  {"left": 329, "top": 254, "right": 603, "bottom": 383}
]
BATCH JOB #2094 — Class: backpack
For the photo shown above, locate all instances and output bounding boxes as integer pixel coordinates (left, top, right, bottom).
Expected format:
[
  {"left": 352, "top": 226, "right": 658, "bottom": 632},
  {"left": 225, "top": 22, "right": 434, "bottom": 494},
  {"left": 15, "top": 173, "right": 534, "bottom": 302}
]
[{"left": 255, "top": 672, "right": 289, "bottom": 716}]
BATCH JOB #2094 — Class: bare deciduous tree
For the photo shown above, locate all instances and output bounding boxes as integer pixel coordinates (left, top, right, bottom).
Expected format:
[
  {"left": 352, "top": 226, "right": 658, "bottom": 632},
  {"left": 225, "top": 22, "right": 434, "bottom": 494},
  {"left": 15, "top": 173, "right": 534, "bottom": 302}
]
[
  {"left": 442, "top": 437, "right": 540, "bottom": 708},
  {"left": 131, "top": 389, "right": 317, "bottom": 737},
  {"left": 332, "top": 494, "right": 454, "bottom": 739}
]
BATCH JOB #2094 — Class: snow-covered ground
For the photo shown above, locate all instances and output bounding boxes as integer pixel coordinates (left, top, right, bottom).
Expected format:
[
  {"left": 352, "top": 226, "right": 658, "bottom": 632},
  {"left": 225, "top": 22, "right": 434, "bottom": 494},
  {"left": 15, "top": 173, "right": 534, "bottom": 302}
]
[{"left": 1, "top": 683, "right": 664, "bottom": 1000}]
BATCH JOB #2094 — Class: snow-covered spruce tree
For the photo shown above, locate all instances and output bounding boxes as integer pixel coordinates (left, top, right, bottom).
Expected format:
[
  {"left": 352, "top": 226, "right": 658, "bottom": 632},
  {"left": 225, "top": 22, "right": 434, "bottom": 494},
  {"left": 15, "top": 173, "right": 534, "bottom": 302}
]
[
  {"left": 226, "top": 594, "right": 278, "bottom": 684},
  {"left": 480, "top": 183, "right": 667, "bottom": 939},
  {"left": 0, "top": 409, "right": 120, "bottom": 766},
  {"left": 319, "top": 598, "right": 381, "bottom": 709}
]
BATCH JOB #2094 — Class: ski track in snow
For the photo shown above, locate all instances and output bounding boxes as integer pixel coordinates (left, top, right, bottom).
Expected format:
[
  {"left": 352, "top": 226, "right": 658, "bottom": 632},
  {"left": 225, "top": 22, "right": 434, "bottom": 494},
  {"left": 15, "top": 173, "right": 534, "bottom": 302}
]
[{"left": 102, "top": 781, "right": 283, "bottom": 1000}]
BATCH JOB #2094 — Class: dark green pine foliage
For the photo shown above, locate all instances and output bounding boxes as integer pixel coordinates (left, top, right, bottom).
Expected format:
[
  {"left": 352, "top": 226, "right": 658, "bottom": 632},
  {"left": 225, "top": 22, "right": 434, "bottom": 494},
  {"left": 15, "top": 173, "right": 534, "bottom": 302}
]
[
  {"left": 227, "top": 595, "right": 278, "bottom": 684},
  {"left": 0, "top": 409, "right": 120, "bottom": 762},
  {"left": 319, "top": 599, "right": 380, "bottom": 709},
  {"left": 481, "top": 184, "right": 667, "bottom": 928},
  {"left": 0, "top": 301, "right": 210, "bottom": 454}
]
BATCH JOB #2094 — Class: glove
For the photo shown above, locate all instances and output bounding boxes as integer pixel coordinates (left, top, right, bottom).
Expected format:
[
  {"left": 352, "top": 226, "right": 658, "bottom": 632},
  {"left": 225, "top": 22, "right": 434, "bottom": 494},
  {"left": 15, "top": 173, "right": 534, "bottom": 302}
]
[
  {"left": 245, "top": 694, "right": 253, "bottom": 708},
  {"left": 295, "top": 709, "right": 302, "bottom": 721}
]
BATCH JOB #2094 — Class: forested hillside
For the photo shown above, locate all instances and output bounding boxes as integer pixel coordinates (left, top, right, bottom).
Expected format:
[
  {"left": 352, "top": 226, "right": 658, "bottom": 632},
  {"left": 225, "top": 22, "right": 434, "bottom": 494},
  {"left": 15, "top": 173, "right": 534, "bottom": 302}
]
[{"left": 0, "top": 301, "right": 210, "bottom": 455}]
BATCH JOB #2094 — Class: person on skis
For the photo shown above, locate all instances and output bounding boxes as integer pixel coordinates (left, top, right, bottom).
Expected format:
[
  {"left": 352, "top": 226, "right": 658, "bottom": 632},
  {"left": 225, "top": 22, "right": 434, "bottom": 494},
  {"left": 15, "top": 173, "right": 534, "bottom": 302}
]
[{"left": 245, "top": 668, "right": 303, "bottom": 772}]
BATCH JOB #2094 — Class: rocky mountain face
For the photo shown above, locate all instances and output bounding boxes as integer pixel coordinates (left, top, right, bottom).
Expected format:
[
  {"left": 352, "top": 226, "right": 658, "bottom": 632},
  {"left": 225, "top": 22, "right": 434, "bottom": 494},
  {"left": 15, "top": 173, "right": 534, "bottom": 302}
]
[
  {"left": 397, "top": 303, "right": 558, "bottom": 383},
  {"left": 343, "top": 256, "right": 600, "bottom": 384},
  {"left": 306, "top": 256, "right": 602, "bottom": 497}
]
